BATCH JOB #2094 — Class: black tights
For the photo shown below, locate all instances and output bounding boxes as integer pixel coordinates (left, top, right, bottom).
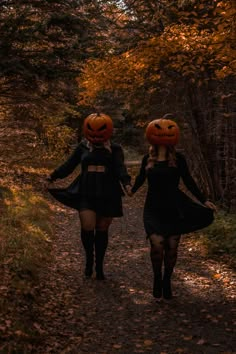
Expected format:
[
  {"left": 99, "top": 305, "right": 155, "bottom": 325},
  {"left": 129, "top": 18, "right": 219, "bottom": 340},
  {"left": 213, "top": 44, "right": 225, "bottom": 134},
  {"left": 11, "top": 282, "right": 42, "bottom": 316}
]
[{"left": 150, "top": 234, "right": 181, "bottom": 276}]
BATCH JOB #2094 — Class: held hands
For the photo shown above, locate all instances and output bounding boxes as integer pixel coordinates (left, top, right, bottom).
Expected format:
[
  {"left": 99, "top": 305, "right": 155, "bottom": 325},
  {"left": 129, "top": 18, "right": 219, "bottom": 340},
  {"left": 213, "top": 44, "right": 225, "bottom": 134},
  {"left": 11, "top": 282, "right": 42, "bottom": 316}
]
[
  {"left": 45, "top": 176, "right": 53, "bottom": 183},
  {"left": 204, "top": 200, "right": 217, "bottom": 212},
  {"left": 43, "top": 175, "right": 55, "bottom": 191},
  {"left": 45, "top": 175, "right": 55, "bottom": 184},
  {"left": 125, "top": 185, "right": 133, "bottom": 197}
]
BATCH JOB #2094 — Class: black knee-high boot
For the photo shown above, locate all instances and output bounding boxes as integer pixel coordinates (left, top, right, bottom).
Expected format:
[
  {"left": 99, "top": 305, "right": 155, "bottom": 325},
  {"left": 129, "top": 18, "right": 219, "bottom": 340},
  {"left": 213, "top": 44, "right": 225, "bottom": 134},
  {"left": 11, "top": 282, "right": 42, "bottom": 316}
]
[
  {"left": 80, "top": 229, "right": 94, "bottom": 278},
  {"left": 95, "top": 230, "right": 108, "bottom": 280}
]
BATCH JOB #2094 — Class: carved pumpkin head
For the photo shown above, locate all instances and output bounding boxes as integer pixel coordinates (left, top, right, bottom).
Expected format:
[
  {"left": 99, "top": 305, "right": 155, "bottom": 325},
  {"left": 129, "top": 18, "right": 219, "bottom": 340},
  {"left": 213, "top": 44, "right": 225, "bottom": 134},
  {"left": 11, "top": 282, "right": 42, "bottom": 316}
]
[
  {"left": 145, "top": 118, "right": 180, "bottom": 146},
  {"left": 83, "top": 113, "right": 113, "bottom": 144}
]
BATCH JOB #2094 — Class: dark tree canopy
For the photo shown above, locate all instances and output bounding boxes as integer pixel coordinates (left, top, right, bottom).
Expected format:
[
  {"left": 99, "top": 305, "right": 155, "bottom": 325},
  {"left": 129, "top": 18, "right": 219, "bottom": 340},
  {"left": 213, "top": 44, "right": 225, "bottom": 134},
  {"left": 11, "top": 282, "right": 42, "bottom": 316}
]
[{"left": 0, "top": 0, "right": 111, "bottom": 107}]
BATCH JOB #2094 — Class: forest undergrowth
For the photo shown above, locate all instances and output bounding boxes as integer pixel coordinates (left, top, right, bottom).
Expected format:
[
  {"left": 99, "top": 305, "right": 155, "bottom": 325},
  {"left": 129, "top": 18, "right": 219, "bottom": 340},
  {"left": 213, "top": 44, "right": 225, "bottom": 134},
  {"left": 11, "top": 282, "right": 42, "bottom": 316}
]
[{"left": 0, "top": 152, "right": 235, "bottom": 352}]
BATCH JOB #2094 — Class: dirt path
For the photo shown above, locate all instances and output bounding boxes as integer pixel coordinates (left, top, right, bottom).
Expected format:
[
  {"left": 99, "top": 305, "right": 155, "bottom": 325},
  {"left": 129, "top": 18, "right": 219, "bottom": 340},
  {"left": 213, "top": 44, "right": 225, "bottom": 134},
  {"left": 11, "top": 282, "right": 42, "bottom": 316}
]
[{"left": 23, "top": 189, "right": 235, "bottom": 354}]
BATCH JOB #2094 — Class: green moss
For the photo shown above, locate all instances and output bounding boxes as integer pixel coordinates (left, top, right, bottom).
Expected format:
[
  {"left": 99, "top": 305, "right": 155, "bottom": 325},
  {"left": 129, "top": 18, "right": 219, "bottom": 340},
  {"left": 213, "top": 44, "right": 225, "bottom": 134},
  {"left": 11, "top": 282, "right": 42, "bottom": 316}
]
[
  {"left": 0, "top": 187, "right": 54, "bottom": 277},
  {"left": 202, "top": 211, "right": 236, "bottom": 257}
]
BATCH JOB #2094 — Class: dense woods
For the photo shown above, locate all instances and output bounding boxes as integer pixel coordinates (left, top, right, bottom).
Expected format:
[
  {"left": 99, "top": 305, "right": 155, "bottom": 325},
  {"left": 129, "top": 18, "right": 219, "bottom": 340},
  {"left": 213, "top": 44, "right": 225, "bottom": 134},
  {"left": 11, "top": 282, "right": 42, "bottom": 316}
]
[
  {"left": 1, "top": 0, "right": 235, "bottom": 209},
  {"left": 0, "top": 0, "right": 110, "bottom": 155},
  {"left": 0, "top": 1, "right": 235, "bottom": 352},
  {"left": 79, "top": 0, "right": 236, "bottom": 211}
]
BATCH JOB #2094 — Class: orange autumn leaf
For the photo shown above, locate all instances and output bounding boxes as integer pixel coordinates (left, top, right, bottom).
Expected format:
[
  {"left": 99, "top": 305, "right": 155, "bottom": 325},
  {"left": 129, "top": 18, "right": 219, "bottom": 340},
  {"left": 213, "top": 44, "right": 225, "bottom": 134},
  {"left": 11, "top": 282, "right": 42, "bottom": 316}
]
[
  {"left": 144, "top": 339, "right": 153, "bottom": 346},
  {"left": 113, "top": 344, "right": 122, "bottom": 349},
  {"left": 213, "top": 273, "right": 221, "bottom": 279}
]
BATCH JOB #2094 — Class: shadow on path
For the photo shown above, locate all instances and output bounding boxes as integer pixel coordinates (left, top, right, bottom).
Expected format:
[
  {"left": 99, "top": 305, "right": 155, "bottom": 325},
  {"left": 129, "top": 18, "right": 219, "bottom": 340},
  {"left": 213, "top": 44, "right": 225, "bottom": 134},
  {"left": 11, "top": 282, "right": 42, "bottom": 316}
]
[{"left": 27, "top": 191, "right": 236, "bottom": 354}]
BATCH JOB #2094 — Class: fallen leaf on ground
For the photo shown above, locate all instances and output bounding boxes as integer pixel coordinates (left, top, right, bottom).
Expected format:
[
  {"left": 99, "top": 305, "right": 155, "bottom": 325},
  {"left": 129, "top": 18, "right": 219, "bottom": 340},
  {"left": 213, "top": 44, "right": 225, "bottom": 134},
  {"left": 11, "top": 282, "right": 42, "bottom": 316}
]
[
  {"left": 144, "top": 340, "right": 153, "bottom": 346},
  {"left": 113, "top": 344, "right": 122, "bottom": 349},
  {"left": 197, "top": 339, "right": 206, "bottom": 345}
]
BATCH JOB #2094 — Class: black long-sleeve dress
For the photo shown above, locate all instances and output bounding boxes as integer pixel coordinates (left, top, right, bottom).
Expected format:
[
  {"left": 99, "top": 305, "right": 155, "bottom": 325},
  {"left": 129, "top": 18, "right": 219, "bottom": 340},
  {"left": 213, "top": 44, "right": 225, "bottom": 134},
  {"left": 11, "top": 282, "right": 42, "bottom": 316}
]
[
  {"left": 48, "top": 140, "right": 131, "bottom": 217},
  {"left": 131, "top": 152, "right": 214, "bottom": 236}
]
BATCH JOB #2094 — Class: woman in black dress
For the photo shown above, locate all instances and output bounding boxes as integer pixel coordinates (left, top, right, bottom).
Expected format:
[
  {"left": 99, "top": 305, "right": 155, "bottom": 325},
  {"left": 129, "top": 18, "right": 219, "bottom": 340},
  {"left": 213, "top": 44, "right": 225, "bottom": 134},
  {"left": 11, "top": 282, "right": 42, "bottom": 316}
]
[
  {"left": 47, "top": 113, "right": 132, "bottom": 280},
  {"left": 131, "top": 117, "right": 216, "bottom": 299}
]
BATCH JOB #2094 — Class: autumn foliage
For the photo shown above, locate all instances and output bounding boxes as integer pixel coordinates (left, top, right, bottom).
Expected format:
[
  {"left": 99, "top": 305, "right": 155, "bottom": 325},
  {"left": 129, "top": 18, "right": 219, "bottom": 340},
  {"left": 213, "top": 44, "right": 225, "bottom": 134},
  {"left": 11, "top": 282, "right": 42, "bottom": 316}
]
[
  {"left": 77, "top": 0, "right": 236, "bottom": 211},
  {"left": 79, "top": 1, "right": 235, "bottom": 103}
]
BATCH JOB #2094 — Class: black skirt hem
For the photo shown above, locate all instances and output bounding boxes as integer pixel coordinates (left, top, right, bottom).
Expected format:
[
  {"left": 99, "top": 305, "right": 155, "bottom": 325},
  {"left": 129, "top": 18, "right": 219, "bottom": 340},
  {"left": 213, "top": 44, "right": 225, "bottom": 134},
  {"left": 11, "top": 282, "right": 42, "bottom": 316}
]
[
  {"left": 48, "top": 188, "right": 123, "bottom": 217},
  {"left": 143, "top": 191, "right": 214, "bottom": 237}
]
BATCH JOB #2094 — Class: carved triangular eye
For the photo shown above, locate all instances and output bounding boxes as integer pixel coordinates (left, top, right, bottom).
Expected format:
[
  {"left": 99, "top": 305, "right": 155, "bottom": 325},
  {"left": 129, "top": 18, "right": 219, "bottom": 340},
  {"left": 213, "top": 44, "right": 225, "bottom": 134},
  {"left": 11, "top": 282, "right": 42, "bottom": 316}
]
[
  {"left": 168, "top": 125, "right": 175, "bottom": 129},
  {"left": 155, "top": 124, "right": 162, "bottom": 129},
  {"left": 87, "top": 123, "right": 93, "bottom": 131},
  {"left": 98, "top": 124, "right": 107, "bottom": 131}
]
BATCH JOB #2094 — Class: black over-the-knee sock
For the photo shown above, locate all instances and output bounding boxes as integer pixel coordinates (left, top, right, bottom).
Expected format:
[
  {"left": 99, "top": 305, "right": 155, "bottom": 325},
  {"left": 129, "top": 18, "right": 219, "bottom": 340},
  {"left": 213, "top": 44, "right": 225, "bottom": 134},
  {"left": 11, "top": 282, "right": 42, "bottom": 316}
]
[
  {"left": 80, "top": 229, "right": 94, "bottom": 277},
  {"left": 95, "top": 230, "right": 108, "bottom": 280}
]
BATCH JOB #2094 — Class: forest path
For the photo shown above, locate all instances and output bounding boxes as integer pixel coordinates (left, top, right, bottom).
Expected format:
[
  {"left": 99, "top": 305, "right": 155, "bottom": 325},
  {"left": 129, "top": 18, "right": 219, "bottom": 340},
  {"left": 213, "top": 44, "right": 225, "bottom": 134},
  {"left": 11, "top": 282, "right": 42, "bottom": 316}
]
[{"left": 30, "top": 187, "right": 236, "bottom": 354}]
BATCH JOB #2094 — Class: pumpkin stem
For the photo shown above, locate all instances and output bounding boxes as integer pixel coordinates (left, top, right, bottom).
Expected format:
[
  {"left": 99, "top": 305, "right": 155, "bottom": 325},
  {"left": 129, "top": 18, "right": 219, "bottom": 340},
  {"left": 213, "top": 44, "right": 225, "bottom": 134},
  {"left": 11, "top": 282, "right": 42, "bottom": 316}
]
[{"left": 162, "top": 113, "right": 175, "bottom": 120}]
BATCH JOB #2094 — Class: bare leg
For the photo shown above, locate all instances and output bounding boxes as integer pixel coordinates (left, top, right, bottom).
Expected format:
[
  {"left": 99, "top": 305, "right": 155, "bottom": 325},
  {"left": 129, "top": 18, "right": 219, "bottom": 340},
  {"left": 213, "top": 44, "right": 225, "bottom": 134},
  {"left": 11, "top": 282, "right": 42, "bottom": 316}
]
[
  {"left": 163, "top": 234, "right": 181, "bottom": 299},
  {"left": 95, "top": 216, "right": 113, "bottom": 280},
  {"left": 79, "top": 210, "right": 96, "bottom": 277},
  {"left": 149, "top": 234, "right": 165, "bottom": 298},
  {"left": 79, "top": 210, "right": 96, "bottom": 231}
]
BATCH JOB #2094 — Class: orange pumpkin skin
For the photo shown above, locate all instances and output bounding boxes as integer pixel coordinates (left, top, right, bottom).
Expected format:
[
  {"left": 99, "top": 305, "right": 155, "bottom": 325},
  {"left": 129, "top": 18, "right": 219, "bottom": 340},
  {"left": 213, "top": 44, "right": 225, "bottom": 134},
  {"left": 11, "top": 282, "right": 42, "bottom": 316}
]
[
  {"left": 83, "top": 113, "right": 113, "bottom": 144},
  {"left": 145, "top": 118, "right": 180, "bottom": 146}
]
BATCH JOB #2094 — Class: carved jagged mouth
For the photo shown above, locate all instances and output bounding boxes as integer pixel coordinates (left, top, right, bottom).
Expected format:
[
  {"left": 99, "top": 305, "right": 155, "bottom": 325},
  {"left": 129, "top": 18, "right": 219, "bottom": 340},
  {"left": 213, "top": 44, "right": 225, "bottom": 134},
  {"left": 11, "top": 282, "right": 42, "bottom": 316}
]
[
  {"left": 89, "top": 135, "right": 104, "bottom": 139},
  {"left": 153, "top": 134, "right": 175, "bottom": 137}
]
